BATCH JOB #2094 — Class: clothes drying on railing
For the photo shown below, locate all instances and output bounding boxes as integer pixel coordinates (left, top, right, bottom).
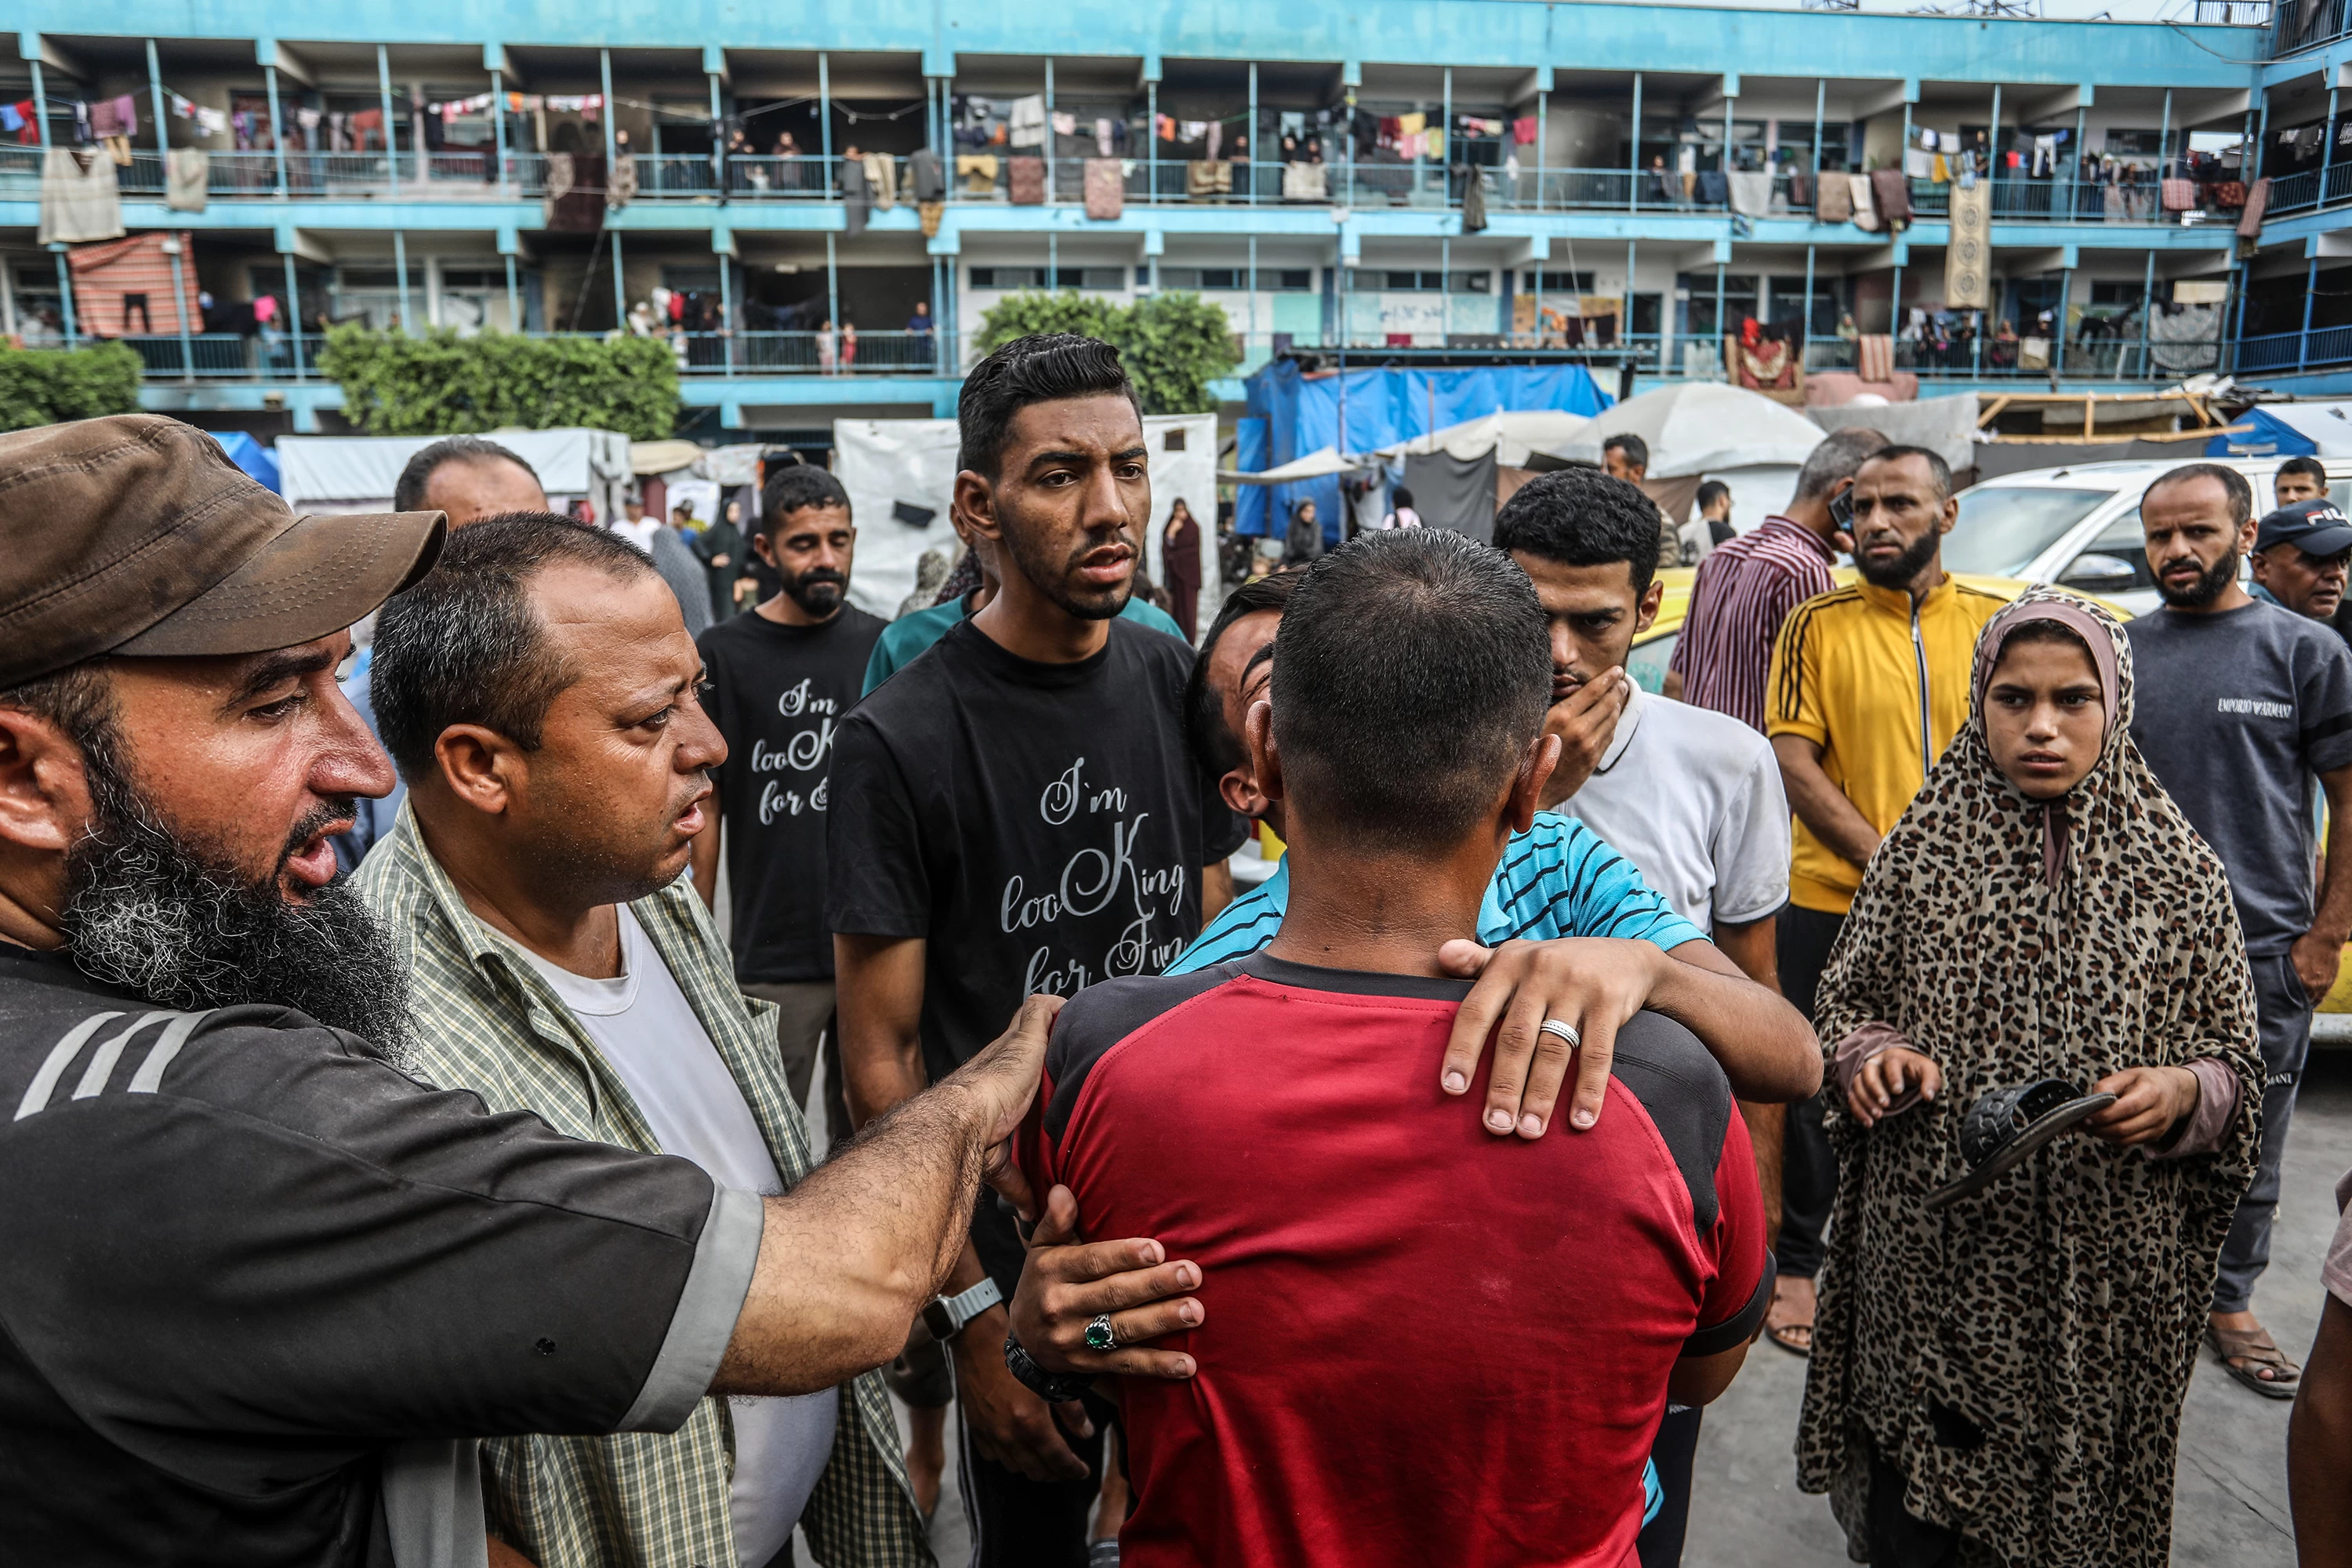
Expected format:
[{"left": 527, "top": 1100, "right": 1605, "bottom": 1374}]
[
  {"left": 166, "top": 147, "right": 209, "bottom": 213},
  {"left": 1008, "top": 156, "right": 1047, "bottom": 204},
  {"left": 1083, "top": 158, "right": 1123, "bottom": 220},
  {"left": 66, "top": 230, "right": 200, "bottom": 336},
  {"left": 38, "top": 147, "right": 122, "bottom": 245},
  {"left": 1726, "top": 170, "right": 1773, "bottom": 217}
]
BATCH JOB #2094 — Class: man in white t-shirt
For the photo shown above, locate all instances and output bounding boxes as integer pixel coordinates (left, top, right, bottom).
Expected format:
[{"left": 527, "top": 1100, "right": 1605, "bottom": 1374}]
[
  {"left": 1493, "top": 465, "right": 1793, "bottom": 1568},
  {"left": 356, "top": 513, "right": 1203, "bottom": 1568}
]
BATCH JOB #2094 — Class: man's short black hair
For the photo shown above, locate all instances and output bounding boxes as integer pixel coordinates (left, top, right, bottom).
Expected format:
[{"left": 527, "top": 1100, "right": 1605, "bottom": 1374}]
[
  {"left": 1272, "top": 530, "right": 1550, "bottom": 855},
  {"left": 956, "top": 333, "right": 1142, "bottom": 477},
  {"left": 1601, "top": 432, "right": 1649, "bottom": 469},
  {"left": 1696, "top": 480, "right": 1731, "bottom": 513},
  {"left": 2279, "top": 455, "right": 2330, "bottom": 489},
  {"left": 1185, "top": 570, "right": 1304, "bottom": 779},
  {"left": 392, "top": 435, "right": 540, "bottom": 513},
  {"left": 2144, "top": 461, "right": 2254, "bottom": 527},
  {"left": 372, "top": 511, "right": 656, "bottom": 782},
  {"left": 1858, "top": 444, "right": 1954, "bottom": 502},
  {"left": 1493, "top": 468, "right": 1664, "bottom": 597},
  {"left": 761, "top": 463, "right": 852, "bottom": 535}
]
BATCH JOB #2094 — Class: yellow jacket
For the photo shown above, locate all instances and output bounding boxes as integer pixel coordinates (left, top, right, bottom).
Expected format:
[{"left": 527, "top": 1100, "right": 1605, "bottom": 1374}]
[{"left": 1767, "top": 575, "right": 2009, "bottom": 913}]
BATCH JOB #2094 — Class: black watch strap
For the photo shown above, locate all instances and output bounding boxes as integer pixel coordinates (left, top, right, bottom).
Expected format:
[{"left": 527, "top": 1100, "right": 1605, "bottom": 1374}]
[{"left": 1004, "top": 1334, "right": 1093, "bottom": 1403}]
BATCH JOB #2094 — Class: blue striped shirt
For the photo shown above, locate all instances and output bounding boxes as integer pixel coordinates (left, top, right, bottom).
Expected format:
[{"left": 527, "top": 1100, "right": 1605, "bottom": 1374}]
[{"left": 1170, "top": 812, "right": 1708, "bottom": 976}]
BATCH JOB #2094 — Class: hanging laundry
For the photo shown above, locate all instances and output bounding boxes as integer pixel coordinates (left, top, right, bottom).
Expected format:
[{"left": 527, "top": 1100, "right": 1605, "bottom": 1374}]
[
  {"left": 955, "top": 152, "right": 1000, "bottom": 194},
  {"left": 1008, "top": 95, "right": 1046, "bottom": 148},
  {"left": 0, "top": 104, "right": 20, "bottom": 134},
  {"left": 1849, "top": 172, "right": 1880, "bottom": 231},
  {"left": 90, "top": 98, "right": 124, "bottom": 138},
  {"left": 1282, "top": 161, "right": 1326, "bottom": 200},
  {"left": 907, "top": 146, "right": 945, "bottom": 201},
  {"left": 38, "top": 147, "right": 124, "bottom": 245},
  {"left": 195, "top": 106, "right": 227, "bottom": 139},
  {"left": 1513, "top": 117, "right": 1537, "bottom": 145},
  {"left": 1155, "top": 114, "right": 1174, "bottom": 142},
  {"left": 166, "top": 146, "right": 209, "bottom": 211},
  {"left": 918, "top": 199, "right": 944, "bottom": 238},
  {"left": 72, "top": 101, "right": 94, "bottom": 147},
  {"left": 1185, "top": 158, "right": 1232, "bottom": 197},
  {"left": 1726, "top": 169, "right": 1773, "bottom": 216},
  {"left": 2033, "top": 134, "right": 2057, "bottom": 177},
  {"left": 1425, "top": 127, "right": 1445, "bottom": 161},
  {"left": 1178, "top": 119, "right": 1207, "bottom": 144},
  {"left": 1008, "top": 154, "right": 1047, "bottom": 203},
  {"left": 103, "top": 136, "right": 131, "bottom": 168},
  {"left": 1083, "top": 157, "right": 1123, "bottom": 219},
  {"left": 2161, "top": 176, "right": 2196, "bottom": 211},
  {"left": 1869, "top": 165, "right": 1912, "bottom": 227},
  {"left": 1095, "top": 118, "right": 1113, "bottom": 157},
  {"left": 169, "top": 92, "right": 194, "bottom": 119},
  {"left": 1919, "top": 128, "right": 1940, "bottom": 150},
  {"left": 1205, "top": 121, "right": 1221, "bottom": 161},
  {"left": 1903, "top": 147, "right": 1933, "bottom": 179},
  {"left": 838, "top": 154, "right": 869, "bottom": 232},
  {"left": 1932, "top": 154, "right": 1949, "bottom": 183},
  {"left": 862, "top": 151, "right": 897, "bottom": 209},
  {"left": 1050, "top": 110, "right": 1076, "bottom": 138},
  {"left": 1396, "top": 111, "right": 1427, "bottom": 138}
]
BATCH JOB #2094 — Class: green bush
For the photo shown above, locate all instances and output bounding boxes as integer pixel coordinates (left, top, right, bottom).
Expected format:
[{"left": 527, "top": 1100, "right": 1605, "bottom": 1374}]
[
  {"left": 0, "top": 342, "right": 144, "bottom": 431},
  {"left": 976, "top": 291, "right": 1240, "bottom": 415},
  {"left": 319, "top": 327, "right": 681, "bottom": 440}
]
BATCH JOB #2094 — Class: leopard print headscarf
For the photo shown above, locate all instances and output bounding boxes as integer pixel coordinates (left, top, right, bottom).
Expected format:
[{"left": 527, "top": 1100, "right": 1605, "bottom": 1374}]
[{"left": 1795, "top": 586, "right": 2262, "bottom": 1568}]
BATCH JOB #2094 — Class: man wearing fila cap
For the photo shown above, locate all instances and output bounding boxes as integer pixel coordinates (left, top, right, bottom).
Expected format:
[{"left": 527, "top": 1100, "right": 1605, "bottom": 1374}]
[
  {"left": 2250, "top": 497, "right": 2352, "bottom": 624},
  {"left": 0, "top": 415, "right": 1189, "bottom": 1566}
]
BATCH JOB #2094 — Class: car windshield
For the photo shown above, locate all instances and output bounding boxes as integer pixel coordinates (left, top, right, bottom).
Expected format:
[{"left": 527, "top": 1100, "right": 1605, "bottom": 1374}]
[{"left": 1942, "top": 487, "right": 2117, "bottom": 577}]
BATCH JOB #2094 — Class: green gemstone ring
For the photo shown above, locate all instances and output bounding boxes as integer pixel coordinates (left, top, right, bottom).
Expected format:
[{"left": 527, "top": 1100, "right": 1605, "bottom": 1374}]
[{"left": 1084, "top": 1314, "right": 1116, "bottom": 1352}]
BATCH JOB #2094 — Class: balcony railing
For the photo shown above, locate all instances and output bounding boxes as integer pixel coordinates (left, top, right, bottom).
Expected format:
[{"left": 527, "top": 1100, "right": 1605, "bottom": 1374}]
[
  {"left": 2234, "top": 325, "right": 2352, "bottom": 373},
  {"left": 2275, "top": 0, "right": 2350, "bottom": 53},
  {"left": 0, "top": 140, "right": 2227, "bottom": 228},
  {"left": 1800, "top": 334, "right": 2223, "bottom": 380}
]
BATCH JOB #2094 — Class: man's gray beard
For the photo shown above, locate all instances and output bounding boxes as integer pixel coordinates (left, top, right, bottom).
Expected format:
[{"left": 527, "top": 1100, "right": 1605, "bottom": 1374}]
[{"left": 57, "top": 728, "right": 413, "bottom": 1068}]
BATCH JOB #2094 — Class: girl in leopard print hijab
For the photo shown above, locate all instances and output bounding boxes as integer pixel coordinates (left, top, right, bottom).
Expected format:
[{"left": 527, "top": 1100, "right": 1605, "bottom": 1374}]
[{"left": 1795, "top": 588, "right": 2261, "bottom": 1568}]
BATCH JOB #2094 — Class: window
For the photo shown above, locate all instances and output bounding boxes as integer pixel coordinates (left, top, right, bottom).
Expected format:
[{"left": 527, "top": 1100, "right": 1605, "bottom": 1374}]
[
  {"left": 1154, "top": 267, "right": 1315, "bottom": 291},
  {"left": 1381, "top": 270, "right": 1490, "bottom": 292},
  {"left": 969, "top": 267, "right": 1122, "bottom": 290},
  {"left": 1675, "top": 272, "right": 1760, "bottom": 338},
  {"left": 1163, "top": 428, "right": 1186, "bottom": 451},
  {"left": 1524, "top": 270, "right": 1595, "bottom": 293},
  {"left": 968, "top": 267, "right": 1040, "bottom": 289},
  {"left": 1944, "top": 486, "right": 2117, "bottom": 577}
]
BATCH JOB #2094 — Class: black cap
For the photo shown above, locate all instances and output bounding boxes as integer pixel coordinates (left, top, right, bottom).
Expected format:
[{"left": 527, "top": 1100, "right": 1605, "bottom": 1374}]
[{"left": 2255, "top": 499, "right": 2352, "bottom": 560}]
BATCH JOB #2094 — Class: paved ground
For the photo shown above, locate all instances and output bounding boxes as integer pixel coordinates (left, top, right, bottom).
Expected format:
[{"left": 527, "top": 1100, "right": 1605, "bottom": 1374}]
[{"left": 792, "top": 1046, "right": 2352, "bottom": 1566}]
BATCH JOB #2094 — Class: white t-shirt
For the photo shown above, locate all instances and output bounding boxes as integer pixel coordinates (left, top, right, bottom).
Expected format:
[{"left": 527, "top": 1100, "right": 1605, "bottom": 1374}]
[
  {"left": 1559, "top": 683, "right": 1791, "bottom": 931},
  {"left": 507, "top": 906, "right": 837, "bottom": 1568},
  {"left": 610, "top": 517, "right": 662, "bottom": 554}
]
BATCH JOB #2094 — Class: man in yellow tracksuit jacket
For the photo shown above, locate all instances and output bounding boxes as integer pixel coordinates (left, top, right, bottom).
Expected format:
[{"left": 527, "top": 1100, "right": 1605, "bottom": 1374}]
[{"left": 1760, "top": 444, "right": 2007, "bottom": 1349}]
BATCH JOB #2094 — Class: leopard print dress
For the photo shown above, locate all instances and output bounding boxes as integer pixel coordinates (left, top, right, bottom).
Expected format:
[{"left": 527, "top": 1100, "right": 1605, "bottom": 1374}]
[{"left": 1795, "top": 590, "right": 2262, "bottom": 1568}]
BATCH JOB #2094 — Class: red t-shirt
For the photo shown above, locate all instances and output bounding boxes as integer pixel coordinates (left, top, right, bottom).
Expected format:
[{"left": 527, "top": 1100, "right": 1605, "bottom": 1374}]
[{"left": 1016, "top": 951, "right": 1770, "bottom": 1568}]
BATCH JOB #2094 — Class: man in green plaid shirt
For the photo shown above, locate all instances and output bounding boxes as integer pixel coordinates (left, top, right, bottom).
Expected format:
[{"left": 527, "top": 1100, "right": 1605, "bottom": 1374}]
[{"left": 358, "top": 514, "right": 931, "bottom": 1568}]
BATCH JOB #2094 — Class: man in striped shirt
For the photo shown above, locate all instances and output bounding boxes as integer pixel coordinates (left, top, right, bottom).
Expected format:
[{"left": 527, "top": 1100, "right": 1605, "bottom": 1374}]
[{"left": 1664, "top": 428, "right": 1888, "bottom": 731}]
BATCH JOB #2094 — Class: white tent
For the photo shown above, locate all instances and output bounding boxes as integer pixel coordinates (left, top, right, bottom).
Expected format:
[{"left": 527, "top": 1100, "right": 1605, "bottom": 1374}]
[
  {"left": 1218, "top": 445, "right": 1374, "bottom": 485},
  {"left": 1374, "top": 408, "right": 1595, "bottom": 466},
  {"left": 1548, "top": 383, "right": 1826, "bottom": 477},
  {"left": 276, "top": 427, "right": 633, "bottom": 521},
  {"left": 831, "top": 413, "right": 1218, "bottom": 631}
]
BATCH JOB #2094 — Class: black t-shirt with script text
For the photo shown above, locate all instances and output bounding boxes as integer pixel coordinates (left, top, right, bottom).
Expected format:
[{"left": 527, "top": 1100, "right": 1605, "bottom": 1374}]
[
  {"left": 698, "top": 604, "right": 887, "bottom": 983},
  {"left": 828, "top": 615, "right": 1245, "bottom": 1295}
]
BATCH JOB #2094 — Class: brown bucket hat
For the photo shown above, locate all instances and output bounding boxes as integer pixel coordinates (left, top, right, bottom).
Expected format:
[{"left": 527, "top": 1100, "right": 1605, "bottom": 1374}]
[{"left": 0, "top": 414, "right": 445, "bottom": 688}]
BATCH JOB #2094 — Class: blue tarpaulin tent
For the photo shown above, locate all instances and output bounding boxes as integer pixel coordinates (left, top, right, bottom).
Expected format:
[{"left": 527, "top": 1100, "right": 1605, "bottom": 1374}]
[
  {"left": 206, "top": 430, "right": 281, "bottom": 493},
  {"left": 209, "top": 430, "right": 282, "bottom": 492},
  {"left": 1238, "top": 361, "right": 1612, "bottom": 542},
  {"left": 2204, "top": 402, "right": 2352, "bottom": 458}
]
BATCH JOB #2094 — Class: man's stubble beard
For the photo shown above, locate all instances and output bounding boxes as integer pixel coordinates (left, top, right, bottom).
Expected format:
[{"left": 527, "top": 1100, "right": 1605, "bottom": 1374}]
[
  {"left": 56, "top": 720, "right": 415, "bottom": 1067},
  {"left": 1000, "top": 515, "right": 1134, "bottom": 623}
]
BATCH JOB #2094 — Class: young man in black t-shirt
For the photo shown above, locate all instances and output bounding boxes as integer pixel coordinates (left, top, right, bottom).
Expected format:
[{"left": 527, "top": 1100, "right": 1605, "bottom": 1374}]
[
  {"left": 830, "top": 333, "right": 1246, "bottom": 1565},
  {"left": 691, "top": 465, "right": 883, "bottom": 1142}
]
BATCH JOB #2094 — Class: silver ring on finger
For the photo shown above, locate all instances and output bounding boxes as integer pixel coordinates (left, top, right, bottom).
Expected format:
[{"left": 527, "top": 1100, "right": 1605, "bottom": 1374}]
[
  {"left": 1538, "top": 1018, "right": 1581, "bottom": 1050},
  {"left": 1083, "top": 1313, "right": 1118, "bottom": 1352}
]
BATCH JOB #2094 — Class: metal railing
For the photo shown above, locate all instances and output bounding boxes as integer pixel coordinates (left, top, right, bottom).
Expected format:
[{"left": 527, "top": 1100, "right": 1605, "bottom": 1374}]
[
  {"left": 2275, "top": 0, "right": 2350, "bottom": 53},
  {"left": 2236, "top": 324, "right": 2352, "bottom": 372}
]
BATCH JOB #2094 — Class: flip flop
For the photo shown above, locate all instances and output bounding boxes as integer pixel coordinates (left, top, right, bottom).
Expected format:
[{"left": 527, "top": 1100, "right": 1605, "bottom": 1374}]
[
  {"left": 1764, "top": 1279, "right": 1813, "bottom": 1356},
  {"left": 1924, "top": 1079, "right": 2116, "bottom": 1211},
  {"left": 2206, "top": 1321, "right": 2302, "bottom": 1400}
]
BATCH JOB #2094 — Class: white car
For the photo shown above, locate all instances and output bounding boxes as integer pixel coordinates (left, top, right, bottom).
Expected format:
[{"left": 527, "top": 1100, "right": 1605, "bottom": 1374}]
[{"left": 1947, "top": 454, "right": 2352, "bottom": 618}]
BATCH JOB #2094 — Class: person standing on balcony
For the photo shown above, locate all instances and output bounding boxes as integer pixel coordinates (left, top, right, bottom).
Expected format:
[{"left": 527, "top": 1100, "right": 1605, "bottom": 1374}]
[
  {"left": 841, "top": 319, "right": 858, "bottom": 372},
  {"left": 2125, "top": 463, "right": 2352, "bottom": 1401},
  {"left": 1762, "top": 446, "right": 2007, "bottom": 1357},
  {"left": 908, "top": 299, "right": 936, "bottom": 368},
  {"left": 818, "top": 320, "right": 838, "bottom": 374}
]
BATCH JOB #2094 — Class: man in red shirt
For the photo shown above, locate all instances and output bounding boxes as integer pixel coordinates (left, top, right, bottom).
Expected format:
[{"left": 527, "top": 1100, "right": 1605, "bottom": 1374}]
[{"left": 1014, "top": 528, "right": 1770, "bottom": 1567}]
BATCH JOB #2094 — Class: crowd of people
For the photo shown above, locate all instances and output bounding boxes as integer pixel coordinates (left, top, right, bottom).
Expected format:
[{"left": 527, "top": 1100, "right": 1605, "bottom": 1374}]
[{"left": 0, "top": 336, "right": 2350, "bottom": 1568}]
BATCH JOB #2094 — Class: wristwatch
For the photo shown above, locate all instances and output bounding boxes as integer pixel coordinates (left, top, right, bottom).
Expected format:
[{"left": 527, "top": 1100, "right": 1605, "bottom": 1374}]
[
  {"left": 920, "top": 1277, "right": 1002, "bottom": 1345},
  {"left": 1004, "top": 1334, "right": 1093, "bottom": 1404}
]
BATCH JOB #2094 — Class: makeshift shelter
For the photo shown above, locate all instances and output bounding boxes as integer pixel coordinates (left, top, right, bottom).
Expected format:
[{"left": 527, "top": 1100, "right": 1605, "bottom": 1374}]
[
  {"left": 1550, "top": 383, "right": 1826, "bottom": 527},
  {"left": 1372, "top": 409, "right": 1596, "bottom": 466},
  {"left": 833, "top": 414, "right": 1217, "bottom": 630},
  {"left": 205, "top": 430, "right": 279, "bottom": 494},
  {"left": 1237, "top": 361, "right": 1611, "bottom": 542},
  {"left": 66, "top": 231, "right": 198, "bottom": 337},
  {"left": 1216, "top": 446, "right": 1374, "bottom": 485},
  {"left": 2205, "top": 401, "right": 2352, "bottom": 457},
  {"left": 275, "top": 428, "right": 632, "bottom": 521}
]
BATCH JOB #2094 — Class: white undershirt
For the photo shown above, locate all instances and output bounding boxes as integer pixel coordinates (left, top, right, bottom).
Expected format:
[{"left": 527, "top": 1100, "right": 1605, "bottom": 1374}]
[{"left": 507, "top": 906, "right": 836, "bottom": 1568}]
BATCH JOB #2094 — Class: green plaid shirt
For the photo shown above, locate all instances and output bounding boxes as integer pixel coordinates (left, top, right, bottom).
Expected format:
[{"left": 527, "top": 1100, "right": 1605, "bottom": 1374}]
[{"left": 358, "top": 804, "right": 931, "bottom": 1568}]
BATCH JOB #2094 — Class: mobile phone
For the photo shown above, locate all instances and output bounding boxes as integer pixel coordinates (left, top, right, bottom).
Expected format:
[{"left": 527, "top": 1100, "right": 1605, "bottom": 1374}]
[{"left": 1829, "top": 485, "right": 1856, "bottom": 532}]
